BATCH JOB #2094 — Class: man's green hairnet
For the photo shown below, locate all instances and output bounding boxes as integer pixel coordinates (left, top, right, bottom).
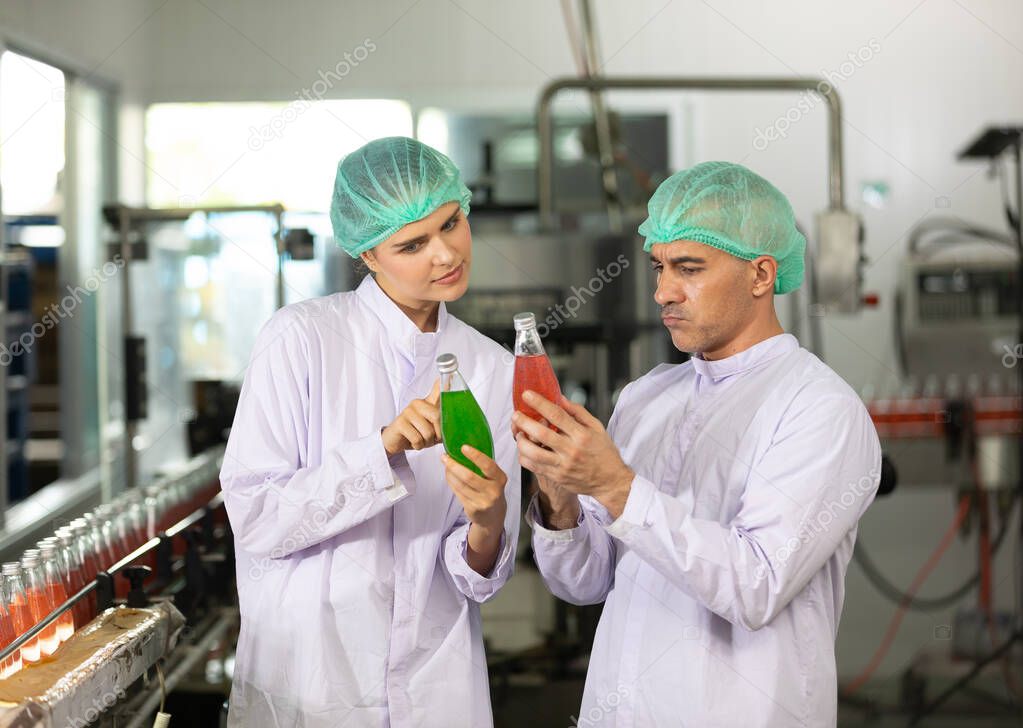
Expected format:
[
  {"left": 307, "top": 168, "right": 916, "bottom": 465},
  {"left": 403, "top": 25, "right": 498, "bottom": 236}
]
[
  {"left": 637, "top": 161, "right": 806, "bottom": 294},
  {"left": 330, "top": 136, "right": 472, "bottom": 258}
]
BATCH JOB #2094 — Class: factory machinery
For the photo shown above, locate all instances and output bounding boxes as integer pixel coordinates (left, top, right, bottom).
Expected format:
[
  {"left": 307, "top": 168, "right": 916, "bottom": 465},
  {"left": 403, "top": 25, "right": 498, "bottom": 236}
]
[
  {"left": 0, "top": 449, "right": 235, "bottom": 727},
  {"left": 841, "top": 126, "right": 1023, "bottom": 723}
]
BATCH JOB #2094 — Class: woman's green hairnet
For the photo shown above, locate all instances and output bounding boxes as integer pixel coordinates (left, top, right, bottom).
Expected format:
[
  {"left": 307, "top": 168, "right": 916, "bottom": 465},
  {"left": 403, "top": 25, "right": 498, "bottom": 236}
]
[
  {"left": 330, "top": 136, "right": 472, "bottom": 258},
  {"left": 637, "top": 161, "right": 806, "bottom": 294}
]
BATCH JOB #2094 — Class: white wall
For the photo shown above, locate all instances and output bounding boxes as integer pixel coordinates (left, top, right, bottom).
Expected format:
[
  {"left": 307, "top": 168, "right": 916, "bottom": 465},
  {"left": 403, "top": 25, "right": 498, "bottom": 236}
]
[{"left": 4, "top": 0, "right": 1023, "bottom": 684}]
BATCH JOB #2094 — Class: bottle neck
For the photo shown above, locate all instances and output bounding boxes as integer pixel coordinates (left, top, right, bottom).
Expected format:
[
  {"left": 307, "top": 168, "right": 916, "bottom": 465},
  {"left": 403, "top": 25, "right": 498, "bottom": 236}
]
[
  {"left": 514, "top": 325, "right": 546, "bottom": 356},
  {"left": 440, "top": 370, "right": 468, "bottom": 393}
]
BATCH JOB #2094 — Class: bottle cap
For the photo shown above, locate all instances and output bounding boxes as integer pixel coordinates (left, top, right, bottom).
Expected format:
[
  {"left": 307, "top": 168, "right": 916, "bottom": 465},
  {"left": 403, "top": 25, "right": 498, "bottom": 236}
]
[
  {"left": 436, "top": 353, "right": 459, "bottom": 374},
  {"left": 513, "top": 312, "right": 536, "bottom": 331}
]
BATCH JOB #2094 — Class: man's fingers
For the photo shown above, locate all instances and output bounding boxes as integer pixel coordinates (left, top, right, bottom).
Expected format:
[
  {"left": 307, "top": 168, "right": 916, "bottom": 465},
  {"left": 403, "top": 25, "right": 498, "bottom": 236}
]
[
  {"left": 515, "top": 433, "right": 559, "bottom": 467},
  {"left": 523, "top": 391, "right": 580, "bottom": 435},
  {"left": 559, "top": 395, "right": 600, "bottom": 428},
  {"left": 513, "top": 410, "right": 564, "bottom": 450}
]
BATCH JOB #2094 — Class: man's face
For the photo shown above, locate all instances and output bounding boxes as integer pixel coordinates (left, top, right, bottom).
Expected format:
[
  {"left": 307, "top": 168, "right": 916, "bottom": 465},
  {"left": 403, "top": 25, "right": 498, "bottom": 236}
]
[{"left": 650, "top": 240, "right": 758, "bottom": 357}]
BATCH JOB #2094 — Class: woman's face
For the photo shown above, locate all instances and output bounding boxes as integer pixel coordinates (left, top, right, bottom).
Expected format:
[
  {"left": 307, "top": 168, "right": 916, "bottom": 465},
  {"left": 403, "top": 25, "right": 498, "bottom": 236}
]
[{"left": 361, "top": 201, "right": 472, "bottom": 306}]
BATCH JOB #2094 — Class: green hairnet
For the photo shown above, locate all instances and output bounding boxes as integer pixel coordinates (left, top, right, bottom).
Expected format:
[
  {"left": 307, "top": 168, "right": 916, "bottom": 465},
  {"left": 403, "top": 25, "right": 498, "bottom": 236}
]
[
  {"left": 637, "top": 161, "right": 806, "bottom": 294},
  {"left": 330, "top": 136, "right": 472, "bottom": 258}
]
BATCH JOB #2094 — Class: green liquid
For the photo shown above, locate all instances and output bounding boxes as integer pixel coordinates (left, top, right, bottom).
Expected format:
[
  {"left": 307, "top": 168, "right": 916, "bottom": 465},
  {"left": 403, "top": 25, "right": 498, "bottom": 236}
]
[{"left": 441, "top": 390, "right": 494, "bottom": 477}]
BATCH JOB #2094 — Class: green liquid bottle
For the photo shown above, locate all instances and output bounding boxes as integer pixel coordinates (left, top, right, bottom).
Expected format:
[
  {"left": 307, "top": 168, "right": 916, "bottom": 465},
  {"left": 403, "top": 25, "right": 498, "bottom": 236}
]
[{"left": 437, "top": 353, "right": 494, "bottom": 477}]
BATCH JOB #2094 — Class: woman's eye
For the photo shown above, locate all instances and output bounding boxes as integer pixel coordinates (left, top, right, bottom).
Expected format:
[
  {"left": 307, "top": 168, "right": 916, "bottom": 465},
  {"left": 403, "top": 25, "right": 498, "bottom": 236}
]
[
  {"left": 442, "top": 216, "right": 459, "bottom": 232},
  {"left": 402, "top": 243, "right": 422, "bottom": 254}
]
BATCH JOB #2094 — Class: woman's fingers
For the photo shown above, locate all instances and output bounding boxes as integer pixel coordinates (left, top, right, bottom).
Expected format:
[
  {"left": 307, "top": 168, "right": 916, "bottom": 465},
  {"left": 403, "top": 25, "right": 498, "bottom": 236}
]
[
  {"left": 411, "top": 399, "right": 442, "bottom": 440},
  {"left": 426, "top": 379, "right": 441, "bottom": 406},
  {"left": 460, "top": 445, "right": 505, "bottom": 483}
]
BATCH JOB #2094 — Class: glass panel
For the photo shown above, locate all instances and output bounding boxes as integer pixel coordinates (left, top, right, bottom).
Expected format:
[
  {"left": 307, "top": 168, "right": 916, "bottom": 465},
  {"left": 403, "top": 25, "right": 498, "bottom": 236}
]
[{"left": 144, "top": 100, "right": 413, "bottom": 210}]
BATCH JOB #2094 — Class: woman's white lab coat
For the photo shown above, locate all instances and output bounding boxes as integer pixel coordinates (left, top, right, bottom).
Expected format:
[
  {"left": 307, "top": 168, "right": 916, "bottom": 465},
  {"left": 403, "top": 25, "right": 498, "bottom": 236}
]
[{"left": 221, "top": 275, "right": 520, "bottom": 728}]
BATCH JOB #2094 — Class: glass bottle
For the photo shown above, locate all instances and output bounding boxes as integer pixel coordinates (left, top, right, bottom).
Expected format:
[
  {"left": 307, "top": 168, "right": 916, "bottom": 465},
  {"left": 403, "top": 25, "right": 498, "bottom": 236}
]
[
  {"left": 39, "top": 544, "right": 74, "bottom": 642},
  {"left": 21, "top": 553, "right": 59, "bottom": 658},
  {"left": 437, "top": 353, "right": 494, "bottom": 477},
  {"left": 512, "top": 312, "right": 563, "bottom": 425},
  {"left": 3, "top": 562, "right": 39, "bottom": 664}
]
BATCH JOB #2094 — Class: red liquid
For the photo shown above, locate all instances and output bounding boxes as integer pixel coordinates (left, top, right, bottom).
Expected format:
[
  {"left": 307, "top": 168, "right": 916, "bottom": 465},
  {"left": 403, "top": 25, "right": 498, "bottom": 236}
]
[
  {"left": 67, "top": 565, "right": 88, "bottom": 628},
  {"left": 8, "top": 598, "right": 39, "bottom": 663},
  {"left": 0, "top": 608, "right": 20, "bottom": 677},
  {"left": 81, "top": 548, "right": 99, "bottom": 620},
  {"left": 513, "top": 354, "right": 563, "bottom": 423},
  {"left": 45, "top": 578, "right": 74, "bottom": 642},
  {"left": 26, "top": 588, "right": 59, "bottom": 657}
]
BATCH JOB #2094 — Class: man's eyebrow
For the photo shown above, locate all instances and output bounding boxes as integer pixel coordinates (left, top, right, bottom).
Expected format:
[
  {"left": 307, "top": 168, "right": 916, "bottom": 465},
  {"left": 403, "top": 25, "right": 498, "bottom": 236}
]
[
  {"left": 650, "top": 255, "right": 706, "bottom": 265},
  {"left": 392, "top": 210, "right": 460, "bottom": 248}
]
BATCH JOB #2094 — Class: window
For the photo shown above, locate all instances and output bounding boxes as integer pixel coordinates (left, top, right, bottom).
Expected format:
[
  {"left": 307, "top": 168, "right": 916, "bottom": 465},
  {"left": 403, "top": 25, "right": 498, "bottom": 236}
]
[{"left": 145, "top": 100, "right": 413, "bottom": 210}]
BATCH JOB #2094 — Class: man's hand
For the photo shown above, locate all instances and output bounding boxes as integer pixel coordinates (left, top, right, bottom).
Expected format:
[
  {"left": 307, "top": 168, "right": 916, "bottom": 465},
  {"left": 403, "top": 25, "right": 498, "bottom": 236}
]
[
  {"left": 513, "top": 391, "right": 634, "bottom": 518},
  {"left": 382, "top": 380, "right": 441, "bottom": 456},
  {"left": 442, "top": 445, "right": 508, "bottom": 576}
]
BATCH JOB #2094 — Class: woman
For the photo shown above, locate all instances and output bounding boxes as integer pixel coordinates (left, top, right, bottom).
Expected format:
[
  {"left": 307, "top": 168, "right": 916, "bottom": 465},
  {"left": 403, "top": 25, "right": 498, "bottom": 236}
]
[{"left": 221, "top": 137, "right": 520, "bottom": 728}]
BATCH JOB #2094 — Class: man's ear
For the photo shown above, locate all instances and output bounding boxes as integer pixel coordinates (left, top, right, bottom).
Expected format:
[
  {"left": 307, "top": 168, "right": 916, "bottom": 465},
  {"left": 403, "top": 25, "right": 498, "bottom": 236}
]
[{"left": 750, "top": 256, "right": 777, "bottom": 297}]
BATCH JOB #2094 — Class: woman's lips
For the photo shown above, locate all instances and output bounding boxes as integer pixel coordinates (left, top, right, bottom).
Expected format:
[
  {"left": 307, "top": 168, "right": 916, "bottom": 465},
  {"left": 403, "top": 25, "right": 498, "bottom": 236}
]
[{"left": 433, "top": 263, "right": 464, "bottom": 285}]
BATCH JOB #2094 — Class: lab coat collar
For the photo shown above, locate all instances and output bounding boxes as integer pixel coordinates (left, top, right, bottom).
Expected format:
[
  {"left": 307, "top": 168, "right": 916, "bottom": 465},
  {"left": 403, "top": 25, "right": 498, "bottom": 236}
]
[
  {"left": 691, "top": 333, "right": 797, "bottom": 383},
  {"left": 355, "top": 274, "right": 449, "bottom": 363}
]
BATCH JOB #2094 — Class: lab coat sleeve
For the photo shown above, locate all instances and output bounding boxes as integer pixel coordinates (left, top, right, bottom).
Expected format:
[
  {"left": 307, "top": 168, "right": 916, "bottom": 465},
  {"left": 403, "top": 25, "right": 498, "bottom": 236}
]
[
  {"left": 527, "top": 388, "right": 630, "bottom": 606},
  {"left": 606, "top": 389, "right": 881, "bottom": 631},
  {"left": 221, "top": 309, "right": 409, "bottom": 560},
  {"left": 441, "top": 394, "right": 521, "bottom": 603},
  {"left": 527, "top": 493, "right": 617, "bottom": 605}
]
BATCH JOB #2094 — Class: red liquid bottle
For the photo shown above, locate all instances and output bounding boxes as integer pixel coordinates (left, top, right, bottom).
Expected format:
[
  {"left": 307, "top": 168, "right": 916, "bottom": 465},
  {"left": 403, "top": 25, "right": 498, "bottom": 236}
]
[
  {"left": 56, "top": 528, "right": 88, "bottom": 630},
  {"left": 512, "top": 312, "right": 563, "bottom": 424},
  {"left": 21, "top": 554, "right": 59, "bottom": 658},
  {"left": 39, "top": 544, "right": 74, "bottom": 643},
  {"left": 70, "top": 519, "right": 100, "bottom": 620},
  {"left": 3, "top": 563, "right": 39, "bottom": 664},
  {"left": 0, "top": 595, "right": 21, "bottom": 677}
]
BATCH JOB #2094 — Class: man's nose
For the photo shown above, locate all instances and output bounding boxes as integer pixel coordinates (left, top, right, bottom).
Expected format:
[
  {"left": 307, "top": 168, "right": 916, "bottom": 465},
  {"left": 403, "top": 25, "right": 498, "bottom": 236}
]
[{"left": 654, "top": 274, "right": 682, "bottom": 306}]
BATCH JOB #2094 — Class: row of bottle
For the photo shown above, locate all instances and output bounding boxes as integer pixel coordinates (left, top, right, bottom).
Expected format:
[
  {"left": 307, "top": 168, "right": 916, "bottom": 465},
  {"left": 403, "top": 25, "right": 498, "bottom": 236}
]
[
  {"left": 439, "top": 312, "right": 563, "bottom": 472},
  {"left": 0, "top": 467, "right": 221, "bottom": 678}
]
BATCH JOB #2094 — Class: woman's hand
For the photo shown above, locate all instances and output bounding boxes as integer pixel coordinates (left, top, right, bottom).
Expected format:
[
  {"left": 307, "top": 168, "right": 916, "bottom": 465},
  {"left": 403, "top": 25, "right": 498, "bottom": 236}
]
[
  {"left": 442, "top": 445, "right": 509, "bottom": 575},
  {"left": 382, "top": 380, "right": 441, "bottom": 456}
]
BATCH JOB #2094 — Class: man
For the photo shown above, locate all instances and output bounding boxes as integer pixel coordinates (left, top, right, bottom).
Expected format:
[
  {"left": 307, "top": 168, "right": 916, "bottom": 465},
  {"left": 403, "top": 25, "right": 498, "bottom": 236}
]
[{"left": 514, "top": 161, "right": 880, "bottom": 727}]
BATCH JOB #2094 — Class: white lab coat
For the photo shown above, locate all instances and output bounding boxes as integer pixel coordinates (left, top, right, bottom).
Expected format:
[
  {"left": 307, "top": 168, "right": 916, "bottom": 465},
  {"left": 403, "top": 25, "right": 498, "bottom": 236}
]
[
  {"left": 221, "top": 275, "right": 520, "bottom": 728},
  {"left": 529, "top": 334, "right": 880, "bottom": 727}
]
